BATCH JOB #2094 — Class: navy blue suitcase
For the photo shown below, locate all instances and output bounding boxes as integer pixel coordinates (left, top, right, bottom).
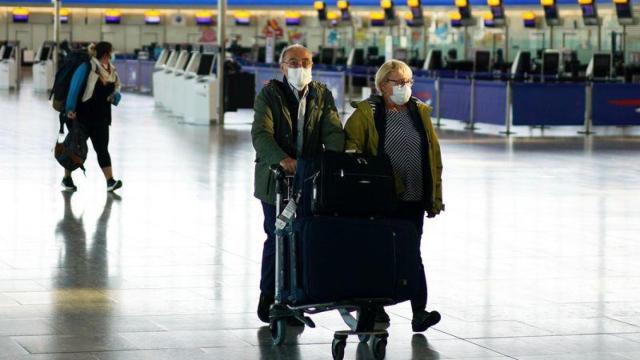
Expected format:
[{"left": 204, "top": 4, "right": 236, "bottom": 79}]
[{"left": 289, "top": 216, "right": 420, "bottom": 305}]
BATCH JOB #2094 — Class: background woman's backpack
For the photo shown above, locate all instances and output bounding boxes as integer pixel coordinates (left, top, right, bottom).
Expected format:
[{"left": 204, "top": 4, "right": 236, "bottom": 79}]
[
  {"left": 54, "top": 118, "right": 88, "bottom": 172},
  {"left": 50, "top": 50, "right": 90, "bottom": 113}
]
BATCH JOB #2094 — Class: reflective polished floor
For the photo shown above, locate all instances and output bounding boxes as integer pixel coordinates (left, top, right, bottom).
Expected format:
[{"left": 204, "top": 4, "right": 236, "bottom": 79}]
[{"left": 1, "top": 79, "right": 640, "bottom": 360}]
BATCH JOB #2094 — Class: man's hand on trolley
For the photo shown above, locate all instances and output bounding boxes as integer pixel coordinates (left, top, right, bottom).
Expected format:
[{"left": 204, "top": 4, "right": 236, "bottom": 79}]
[{"left": 279, "top": 157, "right": 297, "bottom": 175}]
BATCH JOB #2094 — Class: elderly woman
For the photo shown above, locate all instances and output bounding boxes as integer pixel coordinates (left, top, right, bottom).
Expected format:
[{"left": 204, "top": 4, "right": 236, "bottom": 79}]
[{"left": 344, "top": 59, "right": 444, "bottom": 332}]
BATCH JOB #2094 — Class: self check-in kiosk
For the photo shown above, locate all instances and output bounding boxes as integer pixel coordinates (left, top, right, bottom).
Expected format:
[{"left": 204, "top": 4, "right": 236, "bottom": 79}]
[
  {"left": 33, "top": 42, "right": 56, "bottom": 92},
  {"left": 170, "top": 51, "right": 201, "bottom": 117},
  {"left": 184, "top": 53, "right": 218, "bottom": 125},
  {"left": 0, "top": 42, "right": 20, "bottom": 90},
  {"left": 153, "top": 49, "right": 178, "bottom": 107},
  {"left": 159, "top": 49, "right": 188, "bottom": 108}
]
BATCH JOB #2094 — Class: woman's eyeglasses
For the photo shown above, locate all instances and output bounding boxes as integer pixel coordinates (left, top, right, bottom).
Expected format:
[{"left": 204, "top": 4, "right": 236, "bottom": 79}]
[{"left": 386, "top": 78, "right": 414, "bottom": 87}]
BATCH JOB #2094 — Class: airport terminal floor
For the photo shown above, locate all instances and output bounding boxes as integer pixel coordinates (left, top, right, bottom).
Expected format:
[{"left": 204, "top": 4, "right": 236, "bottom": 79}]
[{"left": 1, "top": 79, "right": 640, "bottom": 360}]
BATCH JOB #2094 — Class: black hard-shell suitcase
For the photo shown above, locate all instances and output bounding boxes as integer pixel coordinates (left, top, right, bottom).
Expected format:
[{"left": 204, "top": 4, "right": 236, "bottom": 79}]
[
  {"left": 290, "top": 216, "right": 420, "bottom": 305},
  {"left": 299, "top": 151, "right": 396, "bottom": 217}
]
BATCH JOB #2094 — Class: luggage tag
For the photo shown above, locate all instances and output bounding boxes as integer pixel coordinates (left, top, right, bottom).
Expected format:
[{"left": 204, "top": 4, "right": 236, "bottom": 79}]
[{"left": 275, "top": 196, "right": 298, "bottom": 231}]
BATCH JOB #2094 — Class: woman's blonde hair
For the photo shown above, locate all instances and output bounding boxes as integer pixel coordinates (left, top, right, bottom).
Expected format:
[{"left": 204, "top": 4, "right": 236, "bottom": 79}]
[{"left": 374, "top": 59, "right": 413, "bottom": 92}]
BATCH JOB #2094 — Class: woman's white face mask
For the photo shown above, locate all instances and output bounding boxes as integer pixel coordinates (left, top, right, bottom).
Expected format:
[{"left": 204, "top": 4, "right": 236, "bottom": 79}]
[
  {"left": 287, "top": 67, "right": 312, "bottom": 91},
  {"left": 390, "top": 84, "right": 412, "bottom": 105}
]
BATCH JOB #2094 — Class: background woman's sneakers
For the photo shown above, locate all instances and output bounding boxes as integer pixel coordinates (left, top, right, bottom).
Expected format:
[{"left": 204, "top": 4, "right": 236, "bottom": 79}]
[
  {"left": 107, "top": 179, "right": 122, "bottom": 192},
  {"left": 61, "top": 177, "right": 77, "bottom": 192},
  {"left": 412, "top": 310, "right": 441, "bottom": 332}
]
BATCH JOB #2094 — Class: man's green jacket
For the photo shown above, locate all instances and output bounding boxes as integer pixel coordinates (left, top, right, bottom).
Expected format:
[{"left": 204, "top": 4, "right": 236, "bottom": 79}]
[{"left": 251, "top": 79, "right": 345, "bottom": 205}]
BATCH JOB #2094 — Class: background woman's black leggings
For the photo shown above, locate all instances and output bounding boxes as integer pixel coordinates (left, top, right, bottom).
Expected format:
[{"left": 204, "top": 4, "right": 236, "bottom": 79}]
[
  {"left": 66, "top": 118, "right": 112, "bottom": 169},
  {"left": 394, "top": 201, "right": 429, "bottom": 313},
  {"left": 84, "top": 119, "right": 112, "bottom": 168}
]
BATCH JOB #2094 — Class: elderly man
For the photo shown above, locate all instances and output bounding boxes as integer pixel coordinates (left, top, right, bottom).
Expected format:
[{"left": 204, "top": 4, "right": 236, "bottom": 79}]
[{"left": 251, "top": 44, "right": 344, "bottom": 323}]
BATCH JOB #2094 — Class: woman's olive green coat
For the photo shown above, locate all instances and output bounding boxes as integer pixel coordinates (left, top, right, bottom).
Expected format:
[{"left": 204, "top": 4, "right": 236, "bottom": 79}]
[{"left": 344, "top": 98, "right": 444, "bottom": 216}]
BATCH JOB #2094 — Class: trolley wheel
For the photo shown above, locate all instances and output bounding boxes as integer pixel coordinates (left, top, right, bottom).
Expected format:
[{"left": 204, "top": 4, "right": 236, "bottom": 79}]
[
  {"left": 371, "top": 335, "right": 387, "bottom": 360},
  {"left": 270, "top": 318, "right": 286, "bottom": 346},
  {"left": 358, "top": 334, "right": 371, "bottom": 343},
  {"left": 331, "top": 337, "right": 347, "bottom": 360}
]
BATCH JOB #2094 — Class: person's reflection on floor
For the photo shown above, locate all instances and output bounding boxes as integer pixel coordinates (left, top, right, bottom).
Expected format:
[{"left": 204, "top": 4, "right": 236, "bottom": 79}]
[
  {"left": 53, "top": 192, "right": 120, "bottom": 337},
  {"left": 87, "top": 193, "right": 121, "bottom": 288},
  {"left": 55, "top": 191, "right": 87, "bottom": 284}
]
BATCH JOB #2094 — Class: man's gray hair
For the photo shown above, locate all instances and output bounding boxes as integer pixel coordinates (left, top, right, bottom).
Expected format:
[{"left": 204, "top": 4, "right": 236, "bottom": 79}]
[{"left": 279, "top": 44, "right": 309, "bottom": 64}]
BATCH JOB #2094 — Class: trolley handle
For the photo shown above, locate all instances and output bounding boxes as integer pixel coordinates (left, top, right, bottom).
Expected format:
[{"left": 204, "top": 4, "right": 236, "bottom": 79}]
[
  {"left": 270, "top": 164, "right": 286, "bottom": 179},
  {"left": 270, "top": 164, "right": 292, "bottom": 199}
]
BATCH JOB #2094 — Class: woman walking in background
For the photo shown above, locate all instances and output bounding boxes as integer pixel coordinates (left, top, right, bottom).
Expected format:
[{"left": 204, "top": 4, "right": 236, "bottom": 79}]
[{"left": 62, "top": 41, "right": 123, "bottom": 192}]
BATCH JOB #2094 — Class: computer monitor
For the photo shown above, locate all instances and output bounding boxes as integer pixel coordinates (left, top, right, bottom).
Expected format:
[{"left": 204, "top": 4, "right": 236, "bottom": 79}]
[
  {"left": 474, "top": 50, "right": 491, "bottom": 73},
  {"left": 542, "top": 51, "right": 560, "bottom": 76},
  {"left": 181, "top": 53, "right": 193, "bottom": 70},
  {"left": 431, "top": 50, "right": 443, "bottom": 70},
  {"left": 587, "top": 53, "right": 611, "bottom": 78},
  {"left": 447, "top": 48, "right": 458, "bottom": 61},
  {"left": 197, "top": 54, "right": 215, "bottom": 76},
  {"left": 423, "top": 49, "right": 443, "bottom": 71},
  {"left": 39, "top": 46, "right": 51, "bottom": 61},
  {"left": 510, "top": 51, "right": 532, "bottom": 77},
  {"left": 166, "top": 51, "right": 178, "bottom": 68},
  {"left": 2, "top": 46, "right": 13, "bottom": 60},
  {"left": 321, "top": 48, "right": 336, "bottom": 65},
  {"left": 351, "top": 48, "right": 365, "bottom": 66}
]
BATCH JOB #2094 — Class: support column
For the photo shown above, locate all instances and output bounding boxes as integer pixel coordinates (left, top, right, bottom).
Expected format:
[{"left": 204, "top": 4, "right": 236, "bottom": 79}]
[
  {"left": 217, "top": 0, "right": 226, "bottom": 125},
  {"left": 597, "top": 23, "right": 601, "bottom": 51},
  {"left": 579, "top": 83, "right": 595, "bottom": 135},
  {"left": 504, "top": 23, "right": 509, "bottom": 62},
  {"left": 463, "top": 25, "right": 470, "bottom": 60},
  {"left": 53, "top": 0, "right": 61, "bottom": 70}
]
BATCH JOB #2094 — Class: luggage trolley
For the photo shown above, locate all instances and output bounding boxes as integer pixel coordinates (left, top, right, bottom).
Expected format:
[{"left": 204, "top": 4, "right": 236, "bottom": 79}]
[{"left": 269, "top": 165, "right": 390, "bottom": 360}]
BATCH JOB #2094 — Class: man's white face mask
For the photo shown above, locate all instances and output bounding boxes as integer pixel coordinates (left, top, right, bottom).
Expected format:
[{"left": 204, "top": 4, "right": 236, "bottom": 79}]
[{"left": 287, "top": 67, "right": 312, "bottom": 91}]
